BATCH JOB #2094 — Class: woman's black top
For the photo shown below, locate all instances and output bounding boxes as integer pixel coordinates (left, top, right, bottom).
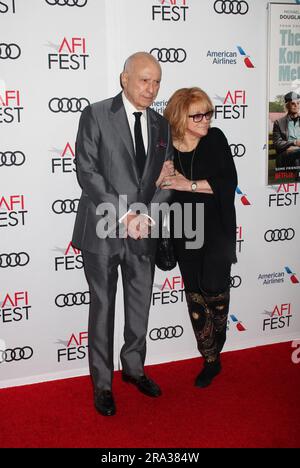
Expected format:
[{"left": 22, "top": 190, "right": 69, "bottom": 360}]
[{"left": 171, "top": 127, "right": 237, "bottom": 263}]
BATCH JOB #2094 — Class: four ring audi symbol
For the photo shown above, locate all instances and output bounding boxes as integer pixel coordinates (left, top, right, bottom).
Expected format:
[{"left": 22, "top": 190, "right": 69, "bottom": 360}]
[
  {"left": 0, "top": 347, "right": 33, "bottom": 364},
  {"left": 230, "top": 275, "right": 242, "bottom": 288},
  {"left": 264, "top": 228, "right": 295, "bottom": 242},
  {"left": 214, "top": 0, "right": 249, "bottom": 14},
  {"left": 45, "top": 0, "right": 88, "bottom": 6},
  {"left": 230, "top": 144, "right": 246, "bottom": 158},
  {"left": 0, "top": 151, "right": 26, "bottom": 167},
  {"left": 0, "top": 43, "right": 21, "bottom": 59},
  {"left": 150, "top": 48, "right": 187, "bottom": 63},
  {"left": 52, "top": 199, "right": 79, "bottom": 214},
  {"left": 55, "top": 291, "right": 91, "bottom": 307},
  {"left": 149, "top": 326, "right": 184, "bottom": 341},
  {"left": 48, "top": 98, "right": 90, "bottom": 113},
  {"left": 0, "top": 252, "right": 30, "bottom": 268}
]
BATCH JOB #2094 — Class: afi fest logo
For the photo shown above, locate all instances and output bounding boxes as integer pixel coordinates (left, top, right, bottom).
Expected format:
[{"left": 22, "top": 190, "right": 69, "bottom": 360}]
[
  {"left": 56, "top": 331, "right": 88, "bottom": 362},
  {"left": 0, "top": 90, "right": 23, "bottom": 123},
  {"left": 51, "top": 142, "right": 76, "bottom": 174},
  {"left": 0, "top": 195, "right": 27, "bottom": 227},
  {"left": 214, "top": 90, "right": 248, "bottom": 120},
  {"left": 54, "top": 241, "right": 83, "bottom": 271},
  {"left": 0, "top": 0, "right": 16, "bottom": 13},
  {"left": 152, "top": 0, "right": 189, "bottom": 21},
  {"left": 262, "top": 303, "right": 292, "bottom": 332},
  {"left": 0, "top": 291, "right": 31, "bottom": 324},
  {"left": 47, "top": 37, "right": 89, "bottom": 70},
  {"left": 152, "top": 275, "right": 185, "bottom": 306},
  {"left": 268, "top": 183, "right": 299, "bottom": 207}
]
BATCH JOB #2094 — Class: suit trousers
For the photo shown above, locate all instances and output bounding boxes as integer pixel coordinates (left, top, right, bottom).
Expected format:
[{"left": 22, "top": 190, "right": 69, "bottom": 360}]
[{"left": 82, "top": 244, "right": 155, "bottom": 392}]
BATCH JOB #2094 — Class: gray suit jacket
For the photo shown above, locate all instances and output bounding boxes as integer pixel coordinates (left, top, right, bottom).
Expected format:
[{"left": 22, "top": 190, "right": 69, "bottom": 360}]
[{"left": 72, "top": 92, "right": 173, "bottom": 256}]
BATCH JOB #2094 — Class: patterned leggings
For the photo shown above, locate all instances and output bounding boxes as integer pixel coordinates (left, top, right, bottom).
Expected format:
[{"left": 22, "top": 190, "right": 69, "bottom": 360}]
[{"left": 178, "top": 255, "right": 231, "bottom": 362}]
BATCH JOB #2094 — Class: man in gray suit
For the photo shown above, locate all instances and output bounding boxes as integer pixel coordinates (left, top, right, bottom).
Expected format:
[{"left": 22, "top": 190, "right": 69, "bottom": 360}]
[{"left": 72, "top": 52, "right": 174, "bottom": 416}]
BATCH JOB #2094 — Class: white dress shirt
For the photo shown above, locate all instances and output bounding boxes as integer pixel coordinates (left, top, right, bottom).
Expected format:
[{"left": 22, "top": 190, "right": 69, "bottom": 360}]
[
  {"left": 119, "top": 92, "right": 155, "bottom": 226},
  {"left": 122, "top": 92, "right": 148, "bottom": 153}
]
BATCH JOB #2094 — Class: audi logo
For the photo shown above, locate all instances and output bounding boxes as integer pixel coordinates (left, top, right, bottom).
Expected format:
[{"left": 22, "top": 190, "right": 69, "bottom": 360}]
[
  {"left": 230, "top": 275, "right": 242, "bottom": 288},
  {"left": 0, "top": 43, "right": 21, "bottom": 60},
  {"left": 149, "top": 326, "right": 184, "bottom": 341},
  {"left": 48, "top": 98, "right": 90, "bottom": 113},
  {"left": 45, "top": 0, "right": 88, "bottom": 6},
  {"left": 0, "top": 346, "right": 33, "bottom": 363},
  {"left": 52, "top": 199, "right": 79, "bottom": 214},
  {"left": 55, "top": 291, "right": 91, "bottom": 307},
  {"left": 0, "top": 252, "right": 30, "bottom": 268},
  {"left": 230, "top": 144, "right": 246, "bottom": 158},
  {"left": 213, "top": 0, "right": 249, "bottom": 15},
  {"left": 150, "top": 48, "right": 187, "bottom": 63},
  {"left": 0, "top": 151, "right": 25, "bottom": 167},
  {"left": 264, "top": 228, "right": 295, "bottom": 242}
]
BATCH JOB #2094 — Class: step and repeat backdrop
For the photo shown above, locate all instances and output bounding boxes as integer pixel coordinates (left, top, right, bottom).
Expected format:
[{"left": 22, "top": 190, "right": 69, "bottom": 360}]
[{"left": 1, "top": 0, "right": 300, "bottom": 388}]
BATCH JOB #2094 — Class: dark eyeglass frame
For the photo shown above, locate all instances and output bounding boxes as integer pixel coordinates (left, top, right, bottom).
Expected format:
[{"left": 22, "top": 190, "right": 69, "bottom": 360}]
[{"left": 188, "top": 110, "right": 214, "bottom": 123}]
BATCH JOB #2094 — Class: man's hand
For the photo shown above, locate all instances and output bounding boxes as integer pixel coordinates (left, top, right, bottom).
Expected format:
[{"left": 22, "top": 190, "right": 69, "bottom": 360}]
[{"left": 122, "top": 213, "right": 151, "bottom": 239}]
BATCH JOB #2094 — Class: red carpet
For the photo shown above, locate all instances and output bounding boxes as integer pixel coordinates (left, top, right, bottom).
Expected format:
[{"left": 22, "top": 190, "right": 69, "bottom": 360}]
[{"left": 0, "top": 342, "right": 299, "bottom": 448}]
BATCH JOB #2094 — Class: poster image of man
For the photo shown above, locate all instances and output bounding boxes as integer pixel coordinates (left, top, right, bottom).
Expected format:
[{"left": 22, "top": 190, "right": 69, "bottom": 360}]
[{"left": 269, "top": 91, "right": 300, "bottom": 183}]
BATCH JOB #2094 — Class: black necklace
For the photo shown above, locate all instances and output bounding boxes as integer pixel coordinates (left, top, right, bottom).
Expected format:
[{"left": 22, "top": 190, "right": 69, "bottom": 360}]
[{"left": 176, "top": 146, "right": 197, "bottom": 181}]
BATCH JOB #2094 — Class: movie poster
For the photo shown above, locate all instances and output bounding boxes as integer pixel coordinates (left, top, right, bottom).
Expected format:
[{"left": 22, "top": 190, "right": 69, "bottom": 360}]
[{"left": 267, "top": 2, "right": 300, "bottom": 184}]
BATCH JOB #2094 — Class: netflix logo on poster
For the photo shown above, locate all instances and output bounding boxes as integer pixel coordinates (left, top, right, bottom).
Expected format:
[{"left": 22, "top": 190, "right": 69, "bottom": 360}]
[
  {"left": 152, "top": 0, "right": 189, "bottom": 21},
  {"left": 0, "top": 291, "right": 32, "bottom": 324},
  {"left": 214, "top": 90, "right": 248, "bottom": 120},
  {"left": 268, "top": 183, "right": 299, "bottom": 207},
  {"left": 0, "top": 195, "right": 27, "bottom": 227},
  {"left": 54, "top": 241, "right": 83, "bottom": 271},
  {"left": 0, "top": 90, "right": 23, "bottom": 124},
  {"left": 48, "top": 37, "right": 89, "bottom": 70},
  {"left": 0, "top": 0, "right": 16, "bottom": 13},
  {"left": 56, "top": 331, "right": 88, "bottom": 362},
  {"left": 262, "top": 303, "right": 292, "bottom": 331},
  {"left": 51, "top": 142, "right": 76, "bottom": 174}
]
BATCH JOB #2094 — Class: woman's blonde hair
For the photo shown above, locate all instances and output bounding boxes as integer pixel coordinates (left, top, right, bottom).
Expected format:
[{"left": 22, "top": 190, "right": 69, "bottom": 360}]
[{"left": 164, "top": 87, "right": 214, "bottom": 141}]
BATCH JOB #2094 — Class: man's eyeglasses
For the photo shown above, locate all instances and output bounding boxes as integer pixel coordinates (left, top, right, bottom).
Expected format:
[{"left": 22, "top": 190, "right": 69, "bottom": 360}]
[{"left": 188, "top": 110, "right": 214, "bottom": 123}]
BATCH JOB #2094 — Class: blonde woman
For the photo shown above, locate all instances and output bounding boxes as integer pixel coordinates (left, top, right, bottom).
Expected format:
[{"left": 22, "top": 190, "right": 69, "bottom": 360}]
[{"left": 160, "top": 87, "right": 237, "bottom": 388}]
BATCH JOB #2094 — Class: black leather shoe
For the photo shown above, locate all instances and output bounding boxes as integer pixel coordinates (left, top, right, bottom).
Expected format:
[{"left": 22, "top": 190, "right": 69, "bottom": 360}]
[
  {"left": 94, "top": 390, "right": 116, "bottom": 416},
  {"left": 195, "top": 360, "right": 221, "bottom": 388},
  {"left": 122, "top": 373, "right": 162, "bottom": 397}
]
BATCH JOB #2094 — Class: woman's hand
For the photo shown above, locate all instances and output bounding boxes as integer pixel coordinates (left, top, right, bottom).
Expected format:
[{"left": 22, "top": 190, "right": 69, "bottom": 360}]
[
  {"left": 160, "top": 172, "right": 190, "bottom": 191},
  {"left": 156, "top": 160, "right": 175, "bottom": 187},
  {"left": 160, "top": 174, "right": 214, "bottom": 193}
]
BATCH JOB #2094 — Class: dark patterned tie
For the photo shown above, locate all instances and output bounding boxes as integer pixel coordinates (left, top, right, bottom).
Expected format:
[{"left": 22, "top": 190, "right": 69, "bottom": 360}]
[{"left": 133, "top": 112, "right": 146, "bottom": 178}]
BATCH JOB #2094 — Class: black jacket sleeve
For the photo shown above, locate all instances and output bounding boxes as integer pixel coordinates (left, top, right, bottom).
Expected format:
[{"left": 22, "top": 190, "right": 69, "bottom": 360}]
[{"left": 206, "top": 128, "right": 238, "bottom": 263}]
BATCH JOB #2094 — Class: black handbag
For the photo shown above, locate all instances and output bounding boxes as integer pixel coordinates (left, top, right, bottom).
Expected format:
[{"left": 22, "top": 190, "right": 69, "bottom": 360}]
[{"left": 155, "top": 236, "right": 177, "bottom": 271}]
